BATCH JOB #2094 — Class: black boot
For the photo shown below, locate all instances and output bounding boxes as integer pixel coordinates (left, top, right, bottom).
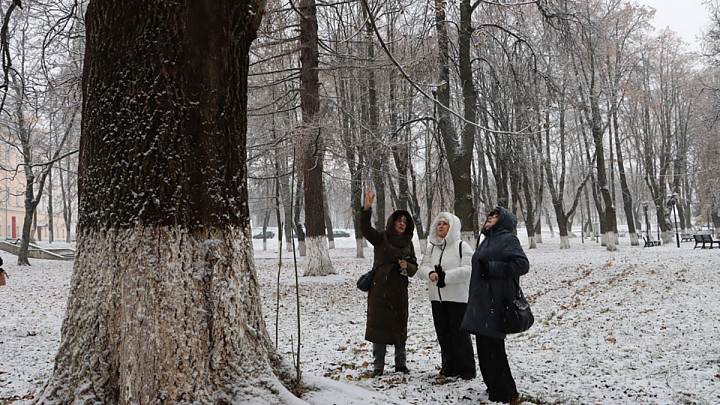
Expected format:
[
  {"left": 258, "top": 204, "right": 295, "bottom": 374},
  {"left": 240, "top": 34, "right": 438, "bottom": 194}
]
[{"left": 395, "top": 365, "right": 410, "bottom": 374}]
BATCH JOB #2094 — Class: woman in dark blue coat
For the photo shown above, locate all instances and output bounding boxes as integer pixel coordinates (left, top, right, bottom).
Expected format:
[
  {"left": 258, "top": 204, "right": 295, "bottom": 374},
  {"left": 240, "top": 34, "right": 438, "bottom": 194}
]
[{"left": 462, "top": 207, "right": 529, "bottom": 403}]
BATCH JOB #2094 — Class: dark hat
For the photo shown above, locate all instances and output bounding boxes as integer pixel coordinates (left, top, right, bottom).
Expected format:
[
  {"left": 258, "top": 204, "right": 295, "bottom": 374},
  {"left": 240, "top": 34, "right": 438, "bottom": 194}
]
[{"left": 488, "top": 208, "right": 500, "bottom": 217}]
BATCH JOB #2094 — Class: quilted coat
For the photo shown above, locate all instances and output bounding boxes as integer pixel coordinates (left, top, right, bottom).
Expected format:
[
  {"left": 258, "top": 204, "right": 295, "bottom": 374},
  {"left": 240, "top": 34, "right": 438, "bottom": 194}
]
[{"left": 461, "top": 207, "right": 529, "bottom": 339}]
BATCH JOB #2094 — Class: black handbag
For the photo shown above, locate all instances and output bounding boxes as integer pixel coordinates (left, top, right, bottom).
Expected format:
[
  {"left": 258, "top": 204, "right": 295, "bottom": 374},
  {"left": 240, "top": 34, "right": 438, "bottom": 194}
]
[
  {"left": 356, "top": 247, "right": 401, "bottom": 292},
  {"left": 356, "top": 268, "right": 375, "bottom": 291},
  {"left": 501, "top": 277, "right": 534, "bottom": 334}
]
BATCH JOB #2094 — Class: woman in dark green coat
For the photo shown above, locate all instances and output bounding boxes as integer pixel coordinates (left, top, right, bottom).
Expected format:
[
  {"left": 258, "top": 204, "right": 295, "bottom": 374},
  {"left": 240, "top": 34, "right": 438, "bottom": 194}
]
[{"left": 361, "top": 186, "right": 418, "bottom": 377}]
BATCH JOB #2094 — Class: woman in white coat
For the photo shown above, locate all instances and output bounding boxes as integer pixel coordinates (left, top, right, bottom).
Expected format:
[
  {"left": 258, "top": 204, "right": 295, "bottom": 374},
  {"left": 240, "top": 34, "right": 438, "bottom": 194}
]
[{"left": 417, "top": 212, "right": 476, "bottom": 379}]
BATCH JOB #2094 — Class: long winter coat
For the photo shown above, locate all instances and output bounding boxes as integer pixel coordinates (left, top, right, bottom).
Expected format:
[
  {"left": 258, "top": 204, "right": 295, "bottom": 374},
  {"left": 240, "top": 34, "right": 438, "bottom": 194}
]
[
  {"left": 361, "top": 208, "right": 418, "bottom": 344},
  {"left": 461, "top": 207, "right": 529, "bottom": 339},
  {"left": 417, "top": 212, "right": 474, "bottom": 303}
]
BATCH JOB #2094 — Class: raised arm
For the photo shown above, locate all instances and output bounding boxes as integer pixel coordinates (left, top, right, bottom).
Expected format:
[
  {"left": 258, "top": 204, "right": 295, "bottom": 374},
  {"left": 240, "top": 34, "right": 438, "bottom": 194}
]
[{"left": 360, "top": 186, "right": 382, "bottom": 245}]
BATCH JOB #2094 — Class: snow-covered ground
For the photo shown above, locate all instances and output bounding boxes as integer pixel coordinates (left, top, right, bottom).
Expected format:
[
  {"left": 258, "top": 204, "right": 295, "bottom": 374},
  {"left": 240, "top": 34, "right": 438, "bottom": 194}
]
[{"left": 1, "top": 234, "right": 719, "bottom": 404}]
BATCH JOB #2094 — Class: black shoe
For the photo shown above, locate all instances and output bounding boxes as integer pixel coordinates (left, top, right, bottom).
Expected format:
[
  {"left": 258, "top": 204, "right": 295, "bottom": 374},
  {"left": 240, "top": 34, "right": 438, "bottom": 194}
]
[
  {"left": 372, "top": 369, "right": 383, "bottom": 377},
  {"left": 395, "top": 366, "right": 410, "bottom": 374},
  {"left": 459, "top": 373, "right": 475, "bottom": 380},
  {"left": 489, "top": 394, "right": 519, "bottom": 404}
]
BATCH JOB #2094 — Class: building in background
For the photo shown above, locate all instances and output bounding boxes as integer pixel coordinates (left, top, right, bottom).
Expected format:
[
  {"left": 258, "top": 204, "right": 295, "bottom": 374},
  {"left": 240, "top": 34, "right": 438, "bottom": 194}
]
[{"left": 0, "top": 143, "right": 70, "bottom": 242}]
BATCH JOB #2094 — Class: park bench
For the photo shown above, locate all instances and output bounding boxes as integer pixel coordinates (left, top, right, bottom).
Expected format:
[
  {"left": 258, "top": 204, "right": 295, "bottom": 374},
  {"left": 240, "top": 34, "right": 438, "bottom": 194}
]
[
  {"left": 693, "top": 234, "right": 720, "bottom": 249},
  {"left": 681, "top": 234, "right": 694, "bottom": 242},
  {"left": 643, "top": 236, "right": 662, "bottom": 247}
]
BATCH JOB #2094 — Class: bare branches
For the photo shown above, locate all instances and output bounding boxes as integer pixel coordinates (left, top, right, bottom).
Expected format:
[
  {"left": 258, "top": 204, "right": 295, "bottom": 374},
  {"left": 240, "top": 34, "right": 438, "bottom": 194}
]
[{"left": 0, "top": 0, "right": 22, "bottom": 113}]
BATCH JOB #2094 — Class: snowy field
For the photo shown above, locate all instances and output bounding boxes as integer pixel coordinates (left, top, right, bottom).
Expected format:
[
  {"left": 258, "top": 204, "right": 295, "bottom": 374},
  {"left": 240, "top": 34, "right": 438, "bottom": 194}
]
[{"left": 1, "top": 234, "right": 719, "bottom": 404}]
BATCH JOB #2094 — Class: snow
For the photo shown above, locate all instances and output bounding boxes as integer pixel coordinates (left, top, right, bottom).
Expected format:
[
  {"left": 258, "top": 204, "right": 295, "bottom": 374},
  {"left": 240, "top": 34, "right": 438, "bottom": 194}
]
[{"left": 1, "top": 235, "right": 720, "bottom": 404}]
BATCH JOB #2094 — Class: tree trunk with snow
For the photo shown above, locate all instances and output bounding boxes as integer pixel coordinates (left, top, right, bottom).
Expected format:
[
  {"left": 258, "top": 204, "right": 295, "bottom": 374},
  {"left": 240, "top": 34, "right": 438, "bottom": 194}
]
[
  {"left": 559, "top": 235, "right": 571, "bottom": 249},
  {"left": 47, "top": 171, "right": 55, "bottom": 243},
  {"left": 38, "top": 2, "right": 299, "bottom": 403},
  {"left": 299, "top": 0, "right": 333, "bottom": 276}
]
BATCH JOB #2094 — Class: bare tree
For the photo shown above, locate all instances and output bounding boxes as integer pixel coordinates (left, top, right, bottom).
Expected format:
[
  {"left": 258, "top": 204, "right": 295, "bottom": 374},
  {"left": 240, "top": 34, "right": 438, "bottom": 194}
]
[{"left": 1, "top": 2, "right": 79, "bottom": 264}]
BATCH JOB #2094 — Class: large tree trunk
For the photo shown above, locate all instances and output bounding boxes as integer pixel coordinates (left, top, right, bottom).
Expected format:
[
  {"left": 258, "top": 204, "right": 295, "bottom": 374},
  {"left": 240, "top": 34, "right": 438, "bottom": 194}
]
[
  {"left": 456, "top": 0, "right": 478, "bottom": 242},
  {"left": 38, "top": 2, "right": 299, "bottom": 403},
  {"left": 299, "top": 0, "right": 333, "bottom": 276},
  {"left": 434, "top": 0, "right": 475, "bottom": 241}
]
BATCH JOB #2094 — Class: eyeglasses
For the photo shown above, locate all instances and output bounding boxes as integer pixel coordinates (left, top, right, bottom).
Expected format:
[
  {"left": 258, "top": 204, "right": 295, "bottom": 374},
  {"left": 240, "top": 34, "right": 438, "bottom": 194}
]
[
  {"left": 395, "top": 218, "right": 408, "bottom": 224},
  {"left": 487, "top": 214, "right": 499, "bottom": 219}
]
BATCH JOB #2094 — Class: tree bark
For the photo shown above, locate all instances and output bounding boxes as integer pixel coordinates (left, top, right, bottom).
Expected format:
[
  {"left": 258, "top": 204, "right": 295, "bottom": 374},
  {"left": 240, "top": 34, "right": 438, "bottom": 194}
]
[
  {"left": 59, "top": 158, "right": 75, "bottom": 243},
  {"left": 613, "top": 109, "right": 638, "bottom": 246},
  {"left": 39, "top": 2, "right": 300, "bottom": 403},
  {"left": 299, "top": 0, "right": 333, "bottom": 276},
  {"left": 47, "top": 170, "right": 55, "bottom": 243},
  {"left": 589, "top": 76, "right": 617, "bottom": 251},
  {"left": 433, "top": 0, "right": 475, "bottom": 239}
]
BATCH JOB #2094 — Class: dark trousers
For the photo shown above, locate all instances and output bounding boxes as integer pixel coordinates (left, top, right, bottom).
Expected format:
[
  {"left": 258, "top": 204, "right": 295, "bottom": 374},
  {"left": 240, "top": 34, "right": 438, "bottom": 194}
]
[
  {"left": 372, "top": 342, "right": 406, "bottom": 371},
  {"left": 476, "top": 335, "right": 518, "bottom": 402},
  {"left": 431, "top": 301, "right": 476, "bottom": 378}
]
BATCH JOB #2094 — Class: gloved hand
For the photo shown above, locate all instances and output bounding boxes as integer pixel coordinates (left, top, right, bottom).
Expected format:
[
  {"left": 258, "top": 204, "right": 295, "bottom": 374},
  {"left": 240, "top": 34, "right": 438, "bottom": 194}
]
[
  {"left": 434, "top": 264, "right": 446, "bottom": 288},
  {"left": 478, "top": 261, "right": 489, "bottom": 279}
]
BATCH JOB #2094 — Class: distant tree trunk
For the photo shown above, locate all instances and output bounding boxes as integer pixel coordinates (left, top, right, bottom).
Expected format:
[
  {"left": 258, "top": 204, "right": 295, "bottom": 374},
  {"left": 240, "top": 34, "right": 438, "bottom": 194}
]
[
  {"left": 293, "top": 176, "right": 306, "bottom": 256},
  {"left": 544, "top": 207, "right": 554, "bottom": 238},
  {"left": 521, "top": 172, "right": 537, "bottom": 249},
  {"left": 38, "top": 2, "right": 299, "bottom": 403},
  {"left": 408, "top": 162, "right": 426, "bottom": 252},
  {"left": 47, "top": 170, "right": 55, "bottom": 243},
  {"left": 613, "top": 109, "right": 638, "bottom": 246},
  {"left": 18, "top": 197, "right": 38, "bottom": 265},
  {"left": 261, "top": 186, "right": 272, "bottom": 251},
  {"left": 15, "top": 92, "right": 40, "bottom": 265},
  {"left": 589, "top": 81, "right": 616, "bottom": 251},
  {"left": 544, "top": 105, "right": 591, "bottom": 249},
  {"left": 271, "top": 126, "right": 293, "bottom": 253},
  {"left": 299, "top": 0, "right": 333, "bottom": 276},
  {"left": 324, "top": 184, "right": 335, "bottom": 249},
  {"left": 361, "top": 9, "right": 386, "bottom": 228},
  {"left": 59, "top": 156, "right": 75, "bottom": 243},
  {"left": 336, "top": 61, "right": 365, "bottom": 258}
]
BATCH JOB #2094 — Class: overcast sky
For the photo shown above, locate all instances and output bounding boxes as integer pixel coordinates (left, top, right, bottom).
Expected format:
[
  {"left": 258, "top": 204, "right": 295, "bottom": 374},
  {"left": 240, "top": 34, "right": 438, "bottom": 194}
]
[{"left": 641, "top": 0, "right": 712, "bottom": 49}]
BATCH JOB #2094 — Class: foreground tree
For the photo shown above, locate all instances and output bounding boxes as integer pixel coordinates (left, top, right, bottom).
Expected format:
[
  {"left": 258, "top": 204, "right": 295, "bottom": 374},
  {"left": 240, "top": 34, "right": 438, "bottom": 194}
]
[{"left": 38, "top": 1, "right": 299, "bottom": 403}]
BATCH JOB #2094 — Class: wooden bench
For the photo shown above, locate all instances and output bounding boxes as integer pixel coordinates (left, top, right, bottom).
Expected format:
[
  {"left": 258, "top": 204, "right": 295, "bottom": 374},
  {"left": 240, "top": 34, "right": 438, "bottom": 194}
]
[
  {"left": 694, "top": 234, "right": 720, "bottom": 249},
  {"left": 681, "top": 234, "right": 694, "bottom": 242},
  {"left": 643, "top": 236, "right": 662, "bottom": 247}
]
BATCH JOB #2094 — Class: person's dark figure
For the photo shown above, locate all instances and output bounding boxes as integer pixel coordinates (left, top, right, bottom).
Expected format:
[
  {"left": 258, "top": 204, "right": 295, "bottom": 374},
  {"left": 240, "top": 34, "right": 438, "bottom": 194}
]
[
  {"left": 0, "top": 256, "right": 7, "bottom": 286},
  {"left": 461, "top": 207, "right": 529, "bottom": 404},
  {"left": 361, "top": 186, "right": 418, "bottom": 377}
]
